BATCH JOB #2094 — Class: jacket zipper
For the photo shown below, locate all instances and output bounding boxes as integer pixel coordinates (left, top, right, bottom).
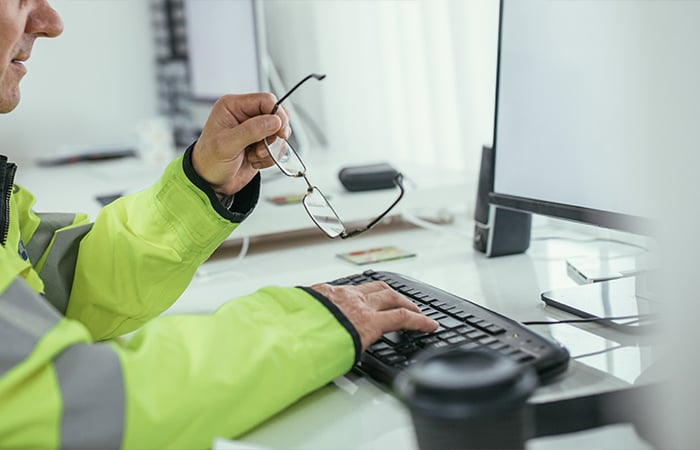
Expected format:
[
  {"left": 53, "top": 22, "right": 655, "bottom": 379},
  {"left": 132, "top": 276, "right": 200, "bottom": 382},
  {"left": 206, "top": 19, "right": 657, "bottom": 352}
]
[{"left": 0, "top": 156, "right": 17, "bottom": 247}]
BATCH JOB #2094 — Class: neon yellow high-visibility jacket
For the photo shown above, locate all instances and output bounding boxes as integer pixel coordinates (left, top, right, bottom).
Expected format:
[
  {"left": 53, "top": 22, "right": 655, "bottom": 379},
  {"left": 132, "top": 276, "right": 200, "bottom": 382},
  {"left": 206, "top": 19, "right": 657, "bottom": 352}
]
[{"left": 0, "top": 147, "right": 360, "bottom": 449}]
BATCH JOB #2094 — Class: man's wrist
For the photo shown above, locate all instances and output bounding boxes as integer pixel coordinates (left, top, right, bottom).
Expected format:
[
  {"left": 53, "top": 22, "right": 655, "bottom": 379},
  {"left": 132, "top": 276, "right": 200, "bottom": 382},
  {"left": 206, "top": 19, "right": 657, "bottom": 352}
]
[{"left": 181, "top": 142, "right": 260, "bottom": 222}]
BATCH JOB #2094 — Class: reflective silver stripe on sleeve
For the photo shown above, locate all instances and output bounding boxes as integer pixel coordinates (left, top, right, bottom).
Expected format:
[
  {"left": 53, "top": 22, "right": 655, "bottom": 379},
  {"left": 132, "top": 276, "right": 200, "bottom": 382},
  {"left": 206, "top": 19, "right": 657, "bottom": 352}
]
[
  {"left": 54, "top": 343, "right": 125, "bottom": 450},
  {"left": 0, "top": 278, "right": 62, "bottom": 376},
  {"left": 25, "top": 212, "right": 77, "bottom": 265},
  {"left": 39, "top": 223, "right": 92, "bottom": 314}
]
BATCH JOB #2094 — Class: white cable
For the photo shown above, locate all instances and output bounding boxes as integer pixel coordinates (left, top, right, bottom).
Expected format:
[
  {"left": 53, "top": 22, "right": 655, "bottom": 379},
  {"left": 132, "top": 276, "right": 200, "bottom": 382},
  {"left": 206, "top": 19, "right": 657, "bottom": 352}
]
[
  {"left": 195, "top": 236, "right": 250, "bottom": 279},
  {"left": 235, "top": 235, "right": 250, "bottom": 262}
]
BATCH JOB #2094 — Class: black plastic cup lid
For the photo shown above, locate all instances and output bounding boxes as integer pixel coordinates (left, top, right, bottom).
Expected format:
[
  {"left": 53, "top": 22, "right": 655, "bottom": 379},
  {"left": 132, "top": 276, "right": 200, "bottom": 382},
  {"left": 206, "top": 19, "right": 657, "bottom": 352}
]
[{"left": 394, "top": 347, "right": 539, "bottom": 420}]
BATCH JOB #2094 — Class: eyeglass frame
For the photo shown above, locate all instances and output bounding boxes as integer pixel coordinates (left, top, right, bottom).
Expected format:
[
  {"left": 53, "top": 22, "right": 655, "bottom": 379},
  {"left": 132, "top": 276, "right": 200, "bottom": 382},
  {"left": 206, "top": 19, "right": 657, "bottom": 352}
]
[{"left": 262, "top": 73, "right": 405, "bottom": 239}]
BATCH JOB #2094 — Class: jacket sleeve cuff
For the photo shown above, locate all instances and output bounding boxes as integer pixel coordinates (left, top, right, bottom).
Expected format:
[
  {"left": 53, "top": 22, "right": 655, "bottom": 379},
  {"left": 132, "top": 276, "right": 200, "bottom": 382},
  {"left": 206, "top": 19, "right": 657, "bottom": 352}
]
[
  {"left": 181, "top": 142, "right": 261, "bottom": 223},
  {"left": 297, "top": 286, "right": 362, "bottom": 366}
]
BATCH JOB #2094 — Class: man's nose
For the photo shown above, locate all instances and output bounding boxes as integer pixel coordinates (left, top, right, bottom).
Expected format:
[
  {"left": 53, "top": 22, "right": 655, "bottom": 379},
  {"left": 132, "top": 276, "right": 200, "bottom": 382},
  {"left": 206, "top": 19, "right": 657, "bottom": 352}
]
[{"left": 26, "top": 1, "right": 64, "bottom": 38}]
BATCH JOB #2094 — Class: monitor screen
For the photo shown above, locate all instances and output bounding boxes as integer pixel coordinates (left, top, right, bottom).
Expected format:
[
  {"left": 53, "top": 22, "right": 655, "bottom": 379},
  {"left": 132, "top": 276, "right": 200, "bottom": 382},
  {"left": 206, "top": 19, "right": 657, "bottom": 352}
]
[
  {"left": 184, "top": 0, "right": 264, "bottom": 101},
  {"left": 489, "top": 0, "right": 677, "bottom": 234}
]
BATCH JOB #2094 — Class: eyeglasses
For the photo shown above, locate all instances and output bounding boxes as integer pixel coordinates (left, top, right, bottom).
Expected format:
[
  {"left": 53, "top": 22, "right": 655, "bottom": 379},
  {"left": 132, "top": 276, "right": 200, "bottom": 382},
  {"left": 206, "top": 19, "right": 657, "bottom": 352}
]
[{"left": 263, "top": 73, "right": 405, "bottom": 239}]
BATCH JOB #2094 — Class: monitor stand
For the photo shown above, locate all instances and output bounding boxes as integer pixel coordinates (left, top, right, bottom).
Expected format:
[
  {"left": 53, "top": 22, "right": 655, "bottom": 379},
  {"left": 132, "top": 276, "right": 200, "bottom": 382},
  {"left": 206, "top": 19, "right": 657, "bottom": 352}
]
[{"left": 541, "top": 273, "right": 660, "bottom": 333}]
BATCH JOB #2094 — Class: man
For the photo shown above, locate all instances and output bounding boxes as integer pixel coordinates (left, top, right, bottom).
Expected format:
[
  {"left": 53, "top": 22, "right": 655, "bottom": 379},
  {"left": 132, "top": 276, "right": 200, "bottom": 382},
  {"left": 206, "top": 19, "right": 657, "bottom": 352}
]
[{"left": 0, "top": 1, "right": 438, "bottom": 448}]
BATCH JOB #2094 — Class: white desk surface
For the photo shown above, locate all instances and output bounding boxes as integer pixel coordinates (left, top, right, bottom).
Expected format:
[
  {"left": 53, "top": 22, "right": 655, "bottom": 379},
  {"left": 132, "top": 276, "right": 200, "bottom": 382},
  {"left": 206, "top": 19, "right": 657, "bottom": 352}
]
[
  {"left": 179, "top": 219, "right": 656, "bottom": 450},
  {"left": 18, "top": 156, "right": 657, "bottom": 449}
]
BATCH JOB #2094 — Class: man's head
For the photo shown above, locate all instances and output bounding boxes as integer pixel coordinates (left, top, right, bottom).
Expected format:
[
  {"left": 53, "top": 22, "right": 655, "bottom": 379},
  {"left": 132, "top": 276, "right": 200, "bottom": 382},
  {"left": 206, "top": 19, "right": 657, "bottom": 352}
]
[{"left": 0, "top": 0, "right": 62, "bottom": 113}]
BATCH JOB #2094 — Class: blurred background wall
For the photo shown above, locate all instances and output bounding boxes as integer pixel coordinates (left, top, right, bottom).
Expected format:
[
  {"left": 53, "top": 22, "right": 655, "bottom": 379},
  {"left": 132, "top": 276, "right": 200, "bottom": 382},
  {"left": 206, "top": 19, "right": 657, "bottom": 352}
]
[
  {"left": 0, "top": 0, "right": 159, "bottom": 165},
  {"left": 0, "top": 0, "right": 498, "bottom": 185}
]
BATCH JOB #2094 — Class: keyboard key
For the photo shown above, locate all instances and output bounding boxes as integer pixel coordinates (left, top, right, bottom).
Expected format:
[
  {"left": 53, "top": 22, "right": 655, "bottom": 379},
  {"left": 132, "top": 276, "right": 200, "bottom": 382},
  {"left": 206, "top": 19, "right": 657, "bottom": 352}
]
[
  {"left": 438, "top": 330, "right": 458, "bottom": 340},
  {"left": 466, "top": 317, "right": 488, "bottom": 327},
  {"left": 403, "top": 330, "right": 429, "bottom": 339},
  {"left": 369, "top": 341, "right": 391, "bottom": 352},
  {"left": 383, "top": 331, "right": 405, "bottom": 345},
  {"left": 437, "top": 316, "right": 464, "bottom": 328},
  {"left": 487, "top": 324, "right": 506, "bottom": 335},
  {"left": 512, "top": 351, "right": 536, "bottom": 363},
  {"left": 479, "top": 336, "right": 499, "bottom": 346},
  {"left": 384, "top": 355, "right": 408, "bottom": 365},
  {"left": 395, "top": 342, "right": 418, "bottom": 355},
  {"left": 489, "top": 342, "right": 508, "bottom": 351},
  {"left": 467, "top": 330, "right": 487, "bottom": 339},
  {"left": 455, "top": 325, "right": 476, "bottom": 334},
  {"left": 499, "top": 346, "right": 519, "bottom": 356},
  {"left": 399, "top": 287, "right": 418, "bottom": 296},
  {"left": 459, "top": 342, "right": 480, "bottom": 351},
  {"left": 417, "top": 335, "right": 440, "bottom": 346}
]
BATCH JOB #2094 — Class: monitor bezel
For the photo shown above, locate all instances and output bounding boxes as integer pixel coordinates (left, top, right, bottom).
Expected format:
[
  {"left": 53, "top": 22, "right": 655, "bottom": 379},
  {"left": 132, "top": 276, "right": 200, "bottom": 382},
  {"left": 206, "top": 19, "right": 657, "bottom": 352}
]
[{"left": 488, "top": 0, "right": 656, "bottom": 236}]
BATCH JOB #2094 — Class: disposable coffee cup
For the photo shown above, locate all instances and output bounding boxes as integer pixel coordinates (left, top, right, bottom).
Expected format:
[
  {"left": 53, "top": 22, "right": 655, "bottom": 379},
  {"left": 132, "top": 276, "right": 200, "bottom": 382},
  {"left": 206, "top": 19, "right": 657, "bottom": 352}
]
[{"left": 394, "top": 347, "right": 538, "bottom": 450}]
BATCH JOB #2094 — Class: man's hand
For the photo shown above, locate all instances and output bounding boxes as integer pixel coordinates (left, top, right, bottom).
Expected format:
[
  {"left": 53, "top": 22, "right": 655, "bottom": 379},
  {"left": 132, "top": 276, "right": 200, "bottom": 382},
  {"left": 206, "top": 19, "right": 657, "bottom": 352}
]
[
  {"left": 191, "top": 93, "right": 290, "bottom": 196},
  {"left": 310, "top": 281, "right": 439, "bottom": 352}
]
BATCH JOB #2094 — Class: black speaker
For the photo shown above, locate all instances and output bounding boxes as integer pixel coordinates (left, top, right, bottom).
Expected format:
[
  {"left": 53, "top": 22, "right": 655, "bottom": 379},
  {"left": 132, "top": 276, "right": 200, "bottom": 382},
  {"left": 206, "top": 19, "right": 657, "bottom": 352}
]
[{"left": 473, "top": 146, "right": 532, "bottom": 257}]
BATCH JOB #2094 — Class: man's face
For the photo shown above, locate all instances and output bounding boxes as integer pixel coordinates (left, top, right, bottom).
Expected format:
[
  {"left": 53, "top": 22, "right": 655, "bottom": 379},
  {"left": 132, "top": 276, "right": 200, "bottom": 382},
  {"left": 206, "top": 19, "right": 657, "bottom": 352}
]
[{"left": 0, "top": 0, "right": 62, "bottom": 113}]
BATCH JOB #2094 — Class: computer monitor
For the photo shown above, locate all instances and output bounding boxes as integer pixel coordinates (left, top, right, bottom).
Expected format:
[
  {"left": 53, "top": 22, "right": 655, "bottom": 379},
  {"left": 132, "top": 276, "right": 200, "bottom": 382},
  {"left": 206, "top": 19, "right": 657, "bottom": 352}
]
[
  {"left": 488, "top": 0, "right": 688, "bottom": 328},
  {"left": 490, "top": 0, "right": 664, "bottom": 235},
  {"left": 183, "top": 0, "right": 267, "bottom": 127}
]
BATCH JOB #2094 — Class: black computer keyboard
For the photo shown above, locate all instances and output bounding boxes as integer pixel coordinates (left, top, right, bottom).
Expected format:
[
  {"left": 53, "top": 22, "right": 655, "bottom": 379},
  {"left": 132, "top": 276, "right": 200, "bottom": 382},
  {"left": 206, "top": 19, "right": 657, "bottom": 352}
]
[{"left": 328, "top": 270, "right": 570, "bottom": 386}]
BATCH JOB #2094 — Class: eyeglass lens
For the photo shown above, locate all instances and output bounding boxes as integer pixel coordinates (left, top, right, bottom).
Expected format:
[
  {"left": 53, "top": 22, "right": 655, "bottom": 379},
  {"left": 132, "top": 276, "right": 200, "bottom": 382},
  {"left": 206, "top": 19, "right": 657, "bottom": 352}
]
[
  {"left": 303, "top": 189, "right": 345, "bottom": 238},
  {"left": 264, "top": 136, "right": 346, "bottom": 237},
  {"left": 264, "top": 138, "right": 306, "bottom": 177}
]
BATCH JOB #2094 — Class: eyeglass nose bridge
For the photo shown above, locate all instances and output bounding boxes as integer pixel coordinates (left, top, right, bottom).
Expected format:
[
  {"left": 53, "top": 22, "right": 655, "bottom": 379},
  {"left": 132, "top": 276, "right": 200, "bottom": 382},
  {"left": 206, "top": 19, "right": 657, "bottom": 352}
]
[{"left": 300, "top": 173, "right": 314, "bottom": 192}]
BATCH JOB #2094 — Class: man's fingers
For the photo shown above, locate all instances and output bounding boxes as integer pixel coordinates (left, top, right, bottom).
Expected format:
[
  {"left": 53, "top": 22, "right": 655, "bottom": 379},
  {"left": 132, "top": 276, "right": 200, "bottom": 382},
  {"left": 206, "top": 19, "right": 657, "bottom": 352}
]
[
  {"left": 221, "top": 115, "right": 282, "bottom": 152},
  {"left": 366, "top": 290, "right": 421, "bottom": 313},
  {"left": 377, "top": 308, "right": 439, "bottom": 335},
  {"left": 352, "top": 280, "right": 393, "bottom": 295},
  {"left": 245, "top": 142, "right": 276, "bottom": 169},
  {"left": 216, "top": 93, "right": 279, "bottom": 122},
  {"left": 275, "top": 105, "right": 291, "bottom": 139}
]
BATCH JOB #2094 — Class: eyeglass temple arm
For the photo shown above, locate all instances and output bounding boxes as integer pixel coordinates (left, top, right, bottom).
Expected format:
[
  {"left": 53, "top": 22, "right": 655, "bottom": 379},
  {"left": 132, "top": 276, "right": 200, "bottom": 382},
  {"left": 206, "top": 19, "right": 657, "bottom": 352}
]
[
  {"left": 270, "top": 73, "right": 326, "bottom": 115},
  {"left": 340, "top": 173, "right": 406, "bottom": 239}
]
